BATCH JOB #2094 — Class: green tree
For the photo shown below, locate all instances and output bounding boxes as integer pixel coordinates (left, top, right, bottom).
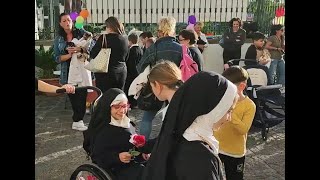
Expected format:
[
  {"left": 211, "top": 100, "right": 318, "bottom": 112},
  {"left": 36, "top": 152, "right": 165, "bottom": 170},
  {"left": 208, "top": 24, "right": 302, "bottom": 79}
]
[{"left": 247, "top": 0, "right": 284, "bottom": 35}]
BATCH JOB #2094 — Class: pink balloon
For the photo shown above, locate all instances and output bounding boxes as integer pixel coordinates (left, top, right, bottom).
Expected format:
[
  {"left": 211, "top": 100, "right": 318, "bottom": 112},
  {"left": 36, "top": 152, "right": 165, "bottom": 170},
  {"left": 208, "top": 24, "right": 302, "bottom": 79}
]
[{"left": 186, "top": 24, "right": 194, "bottom": 30}]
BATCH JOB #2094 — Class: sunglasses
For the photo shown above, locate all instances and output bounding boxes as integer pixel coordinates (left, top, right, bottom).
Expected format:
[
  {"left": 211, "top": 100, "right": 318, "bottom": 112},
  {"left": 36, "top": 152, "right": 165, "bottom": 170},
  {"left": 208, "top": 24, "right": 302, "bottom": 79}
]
[{"left": 111, "top": 104, "right": 131, "bottom": 110}]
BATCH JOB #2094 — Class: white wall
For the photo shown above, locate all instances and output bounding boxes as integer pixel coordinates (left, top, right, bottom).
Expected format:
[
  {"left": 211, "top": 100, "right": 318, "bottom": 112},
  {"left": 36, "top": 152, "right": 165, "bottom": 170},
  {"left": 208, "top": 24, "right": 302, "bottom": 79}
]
[
  {"left": 202, "top": 43, "right": 251, "bottom": 74},
  {"left": 35, "top": 43, "right": 252, "bottom": 75},
  {"left": 35, "top": 0, "right": 39, "bottom": 40}
]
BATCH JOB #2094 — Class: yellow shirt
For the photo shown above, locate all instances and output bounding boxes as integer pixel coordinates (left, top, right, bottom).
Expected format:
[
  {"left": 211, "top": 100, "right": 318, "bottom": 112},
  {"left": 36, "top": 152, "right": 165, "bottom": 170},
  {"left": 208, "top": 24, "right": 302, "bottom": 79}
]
[{"left": 214, "top": 96, "right": 256, "bottom": 157}]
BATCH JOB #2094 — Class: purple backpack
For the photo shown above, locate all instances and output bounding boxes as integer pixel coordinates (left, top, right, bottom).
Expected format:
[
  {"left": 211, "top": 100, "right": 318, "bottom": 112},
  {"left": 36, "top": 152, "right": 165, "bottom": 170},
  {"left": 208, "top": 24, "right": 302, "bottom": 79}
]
[{"left": 179, "top": 45, "right": 199, "bottom": 81}]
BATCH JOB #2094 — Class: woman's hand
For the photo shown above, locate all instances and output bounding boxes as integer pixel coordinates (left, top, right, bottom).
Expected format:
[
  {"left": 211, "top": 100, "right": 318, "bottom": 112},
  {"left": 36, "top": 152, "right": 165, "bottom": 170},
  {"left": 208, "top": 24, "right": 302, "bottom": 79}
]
[
  {"left": 119, "top": 152, "right": 132, "bottom": 163},
  {"left": 142, "top": 153, "right": 150, "bottom": 161},
  {"left": 66, "top": 47, "right": 81, "bottom": 54}
]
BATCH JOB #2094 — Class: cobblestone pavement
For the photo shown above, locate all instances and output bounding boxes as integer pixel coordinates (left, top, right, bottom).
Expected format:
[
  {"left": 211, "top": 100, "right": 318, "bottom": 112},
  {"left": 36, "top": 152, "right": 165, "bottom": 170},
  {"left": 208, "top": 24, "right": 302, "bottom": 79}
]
[{"left": 35, "top": 95, "right": 284, "bottom": 180}]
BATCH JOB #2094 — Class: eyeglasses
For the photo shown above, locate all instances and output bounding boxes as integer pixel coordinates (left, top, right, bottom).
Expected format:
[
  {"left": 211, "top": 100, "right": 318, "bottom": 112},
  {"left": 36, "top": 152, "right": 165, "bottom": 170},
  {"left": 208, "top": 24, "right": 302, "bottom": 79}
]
[{"left": 111, "top": 104, "right": 131, "bottom": 110}]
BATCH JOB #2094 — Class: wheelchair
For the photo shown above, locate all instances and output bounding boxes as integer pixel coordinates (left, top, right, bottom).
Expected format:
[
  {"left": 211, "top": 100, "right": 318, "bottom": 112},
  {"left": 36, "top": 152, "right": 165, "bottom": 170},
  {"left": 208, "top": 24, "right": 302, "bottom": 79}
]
[
  {"left": 70, "top": 163, "right": 116, "bottom": 180},
  {"left": 66, "top": 86, "right": 137, "bottom": 180}
]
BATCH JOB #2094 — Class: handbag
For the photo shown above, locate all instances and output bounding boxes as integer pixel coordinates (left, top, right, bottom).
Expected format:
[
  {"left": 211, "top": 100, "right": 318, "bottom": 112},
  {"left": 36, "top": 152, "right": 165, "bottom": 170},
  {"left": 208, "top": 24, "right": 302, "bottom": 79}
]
[
  {"left": 137, "top": 81, "right": 164, "bottom": 111},
  {"left": 136, "top": 42, "right": 164, "bottom": 111},
  {"left": 84, "top": 34, "right": 111, "bottom": 73}
]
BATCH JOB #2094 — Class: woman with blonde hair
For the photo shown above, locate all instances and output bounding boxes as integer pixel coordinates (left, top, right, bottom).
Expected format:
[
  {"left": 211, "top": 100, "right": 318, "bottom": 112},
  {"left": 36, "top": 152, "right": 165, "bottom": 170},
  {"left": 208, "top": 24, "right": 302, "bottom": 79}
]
[
  {"left": 137, "top": 17, "right": 184, "bottom": 73},
  {"left": 142, "top": 69, "right": 239, "bottom": 180},
  {"left": 148, "top": 61, "right": 183, "bottom": 109},
  {"left": 137, "top": 17, "right": 186, "bottom": 140},
  {"left": 194, "top": 22, "right": 208, "bottom": 53}
]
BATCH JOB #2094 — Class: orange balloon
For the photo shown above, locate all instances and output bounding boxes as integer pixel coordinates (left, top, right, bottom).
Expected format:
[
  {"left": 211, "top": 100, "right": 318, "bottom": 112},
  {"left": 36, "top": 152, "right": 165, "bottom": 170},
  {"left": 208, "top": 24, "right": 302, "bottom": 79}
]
[{"left": 80, "top": 9, "right": 89, "bottom": 18}]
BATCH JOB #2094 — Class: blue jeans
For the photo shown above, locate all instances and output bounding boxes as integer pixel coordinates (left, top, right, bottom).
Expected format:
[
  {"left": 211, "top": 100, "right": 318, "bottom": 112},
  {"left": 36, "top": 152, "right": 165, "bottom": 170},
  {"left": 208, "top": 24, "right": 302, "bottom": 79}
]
[
  {"left": 139, "top": 110, "right": 157, "bottom": 140},
  {"left": 268, "top": 59, "right": 285, "bottom": 86}
]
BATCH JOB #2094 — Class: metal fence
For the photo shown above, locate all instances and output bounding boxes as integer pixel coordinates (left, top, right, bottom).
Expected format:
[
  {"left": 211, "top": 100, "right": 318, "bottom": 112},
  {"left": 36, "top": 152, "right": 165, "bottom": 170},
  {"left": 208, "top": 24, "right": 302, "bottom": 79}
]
[{"left": 36, "top": 0, "right": 285, "bottom": 40}]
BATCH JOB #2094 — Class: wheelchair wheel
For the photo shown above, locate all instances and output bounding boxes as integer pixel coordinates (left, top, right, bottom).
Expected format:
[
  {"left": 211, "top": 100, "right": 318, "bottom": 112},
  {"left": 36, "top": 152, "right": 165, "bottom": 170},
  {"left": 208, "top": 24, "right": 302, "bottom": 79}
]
[{"left": 70, "top": 164, "right": 115, "bottom": 180}]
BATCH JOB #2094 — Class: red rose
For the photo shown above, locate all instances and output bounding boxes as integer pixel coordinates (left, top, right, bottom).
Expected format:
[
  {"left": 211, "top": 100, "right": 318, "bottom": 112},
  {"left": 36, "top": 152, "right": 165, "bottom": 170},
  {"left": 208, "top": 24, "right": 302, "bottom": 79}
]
[{"left": 131, "top": 134, "right": 146, "bottom": 147}]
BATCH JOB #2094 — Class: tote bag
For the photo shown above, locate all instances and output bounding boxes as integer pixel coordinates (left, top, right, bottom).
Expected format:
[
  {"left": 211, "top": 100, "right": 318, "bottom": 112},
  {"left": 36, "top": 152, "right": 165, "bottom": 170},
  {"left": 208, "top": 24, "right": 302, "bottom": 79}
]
[{"left": 84, "top": 34, "right": 111, "bottom": 73}]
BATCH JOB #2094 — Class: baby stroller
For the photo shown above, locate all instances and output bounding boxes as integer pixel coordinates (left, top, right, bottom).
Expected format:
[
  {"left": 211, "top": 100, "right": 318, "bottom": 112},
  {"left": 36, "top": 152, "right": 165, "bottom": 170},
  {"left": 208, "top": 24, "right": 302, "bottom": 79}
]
[
  {"left": 57, "top": 86, "right": 116, "bottom": 180},
  {"left": 228, "top": 59, "right": 285, "bottom": 140}
]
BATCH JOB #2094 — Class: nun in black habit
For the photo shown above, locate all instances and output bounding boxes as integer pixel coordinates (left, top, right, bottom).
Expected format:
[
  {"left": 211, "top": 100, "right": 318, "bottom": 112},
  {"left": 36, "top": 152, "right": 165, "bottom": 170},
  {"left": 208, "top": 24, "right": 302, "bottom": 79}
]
[
  {"left": 84, "top": 88, "right": 147, "bottom": 180},
  {"left": 141, "top": 71, "right": 239, "bottom": 180}
]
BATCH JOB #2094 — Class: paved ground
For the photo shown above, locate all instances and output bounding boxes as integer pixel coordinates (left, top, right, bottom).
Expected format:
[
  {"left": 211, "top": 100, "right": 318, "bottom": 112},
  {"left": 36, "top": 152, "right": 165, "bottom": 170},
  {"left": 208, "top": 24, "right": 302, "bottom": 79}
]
[{"left": 35, "top": 94, "right": 285, "bottom": 180}]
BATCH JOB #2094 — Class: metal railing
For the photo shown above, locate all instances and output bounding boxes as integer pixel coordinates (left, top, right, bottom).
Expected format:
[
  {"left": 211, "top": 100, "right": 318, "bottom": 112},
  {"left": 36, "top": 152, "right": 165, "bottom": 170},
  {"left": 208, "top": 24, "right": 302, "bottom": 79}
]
[{"left": 36, "top": 0, "right": 285, "bottom": 40}]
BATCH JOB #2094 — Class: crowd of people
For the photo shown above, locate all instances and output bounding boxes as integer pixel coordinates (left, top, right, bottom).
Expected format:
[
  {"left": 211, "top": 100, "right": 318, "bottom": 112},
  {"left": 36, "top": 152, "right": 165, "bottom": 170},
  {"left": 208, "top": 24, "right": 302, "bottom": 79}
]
[{"left": 36, "top": 12, "right": 285, "bottom": 180}]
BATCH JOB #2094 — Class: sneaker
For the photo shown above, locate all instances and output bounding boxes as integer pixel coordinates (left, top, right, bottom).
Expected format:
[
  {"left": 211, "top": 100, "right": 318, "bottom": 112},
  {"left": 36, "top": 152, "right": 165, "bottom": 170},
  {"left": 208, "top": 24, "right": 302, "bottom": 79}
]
[{"left": 72, "top": 120, "right": 88, "bottom": 131}]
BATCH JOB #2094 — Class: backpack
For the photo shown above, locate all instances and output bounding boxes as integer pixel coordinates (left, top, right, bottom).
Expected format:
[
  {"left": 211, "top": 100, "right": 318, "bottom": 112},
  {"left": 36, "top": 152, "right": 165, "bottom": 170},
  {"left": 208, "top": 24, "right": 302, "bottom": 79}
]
[{"left": 180, "top": 45, "right": 199, "bottom": 81}]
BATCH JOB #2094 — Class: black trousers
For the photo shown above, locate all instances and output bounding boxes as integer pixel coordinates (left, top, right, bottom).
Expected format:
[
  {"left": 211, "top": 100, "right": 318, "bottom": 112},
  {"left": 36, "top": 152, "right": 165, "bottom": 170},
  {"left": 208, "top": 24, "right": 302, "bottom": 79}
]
[
  {"left": 219, "top": 153, "right": 245, "bottom": 180},
  {"left": 95, "top": 65, "right": 127, "bottom": 93},
  {"left": 223, "top": 48, "right": 241, "bottom": 66},
  {"left": 67, "top": 88, "right": 88, "bottom": 122}
]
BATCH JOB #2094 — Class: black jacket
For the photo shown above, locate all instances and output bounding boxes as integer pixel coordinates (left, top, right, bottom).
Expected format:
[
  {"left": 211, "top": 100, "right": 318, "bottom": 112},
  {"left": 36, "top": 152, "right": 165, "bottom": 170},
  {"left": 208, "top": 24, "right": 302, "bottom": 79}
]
[
  {"left": 92, "top": 124, "right": 135, "bottom": 171},
  {"left": 126, "top": 45, "right": 143, "bottom": 80},
  {"left": 223, "top": 28, "right": 246, "bottom": 51},
  {"left": 189, "top": 47, "right": 204, "bottom": 71},
  {"left": 90, "top": 33, "right": 129, "bottom": 71}
]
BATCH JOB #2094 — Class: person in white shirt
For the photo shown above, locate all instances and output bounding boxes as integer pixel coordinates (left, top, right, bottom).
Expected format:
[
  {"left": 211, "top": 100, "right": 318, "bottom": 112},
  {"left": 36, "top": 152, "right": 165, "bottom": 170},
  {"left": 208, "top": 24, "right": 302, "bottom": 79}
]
[{"left": 194, "top": 22, "right": 208, "bottom": 53}]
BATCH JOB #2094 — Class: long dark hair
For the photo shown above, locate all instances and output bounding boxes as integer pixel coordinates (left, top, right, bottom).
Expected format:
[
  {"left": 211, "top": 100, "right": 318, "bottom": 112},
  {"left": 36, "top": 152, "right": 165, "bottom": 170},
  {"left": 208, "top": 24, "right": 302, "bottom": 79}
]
[
  {"left": 179, "top": 29, "right": 197, "bottom": 45},
  {"left": 270, "top": 24, "right": 283, "bottom": 36},
  {"left": 105, "top": 17, "right": 124, "bottom": 35},
  {"left": 57, "top": 12, "right": 80, "bottom": 40},
  {"left": 270, "top": 24, "right": 284, "bottom": 45},
  {"left": 229, "top": 17, "right": 242, "bottom": 27}
]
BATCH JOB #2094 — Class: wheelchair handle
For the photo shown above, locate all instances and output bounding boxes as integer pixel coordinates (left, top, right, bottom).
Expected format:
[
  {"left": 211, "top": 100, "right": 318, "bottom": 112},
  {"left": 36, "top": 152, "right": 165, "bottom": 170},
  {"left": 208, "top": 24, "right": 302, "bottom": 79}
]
[
  {"left": 228, "top": 59, "right": 257, "bottom": 63},
  {"left": 56, "top": 86, "right": 103, "bottom": 113},
  {"left": 56, "top": 86, "right": 102, "bottom": 96}
]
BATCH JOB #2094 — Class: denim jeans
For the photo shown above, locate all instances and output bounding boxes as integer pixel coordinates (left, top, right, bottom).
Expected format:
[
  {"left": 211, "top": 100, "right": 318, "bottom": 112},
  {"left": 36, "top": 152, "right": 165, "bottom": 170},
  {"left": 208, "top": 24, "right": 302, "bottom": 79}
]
[
  {"left": 268, "top": 59, "right": 285, "bottom": 86},
  {"left": 139, "top": 110, "right": 157, "bottom": 139}
]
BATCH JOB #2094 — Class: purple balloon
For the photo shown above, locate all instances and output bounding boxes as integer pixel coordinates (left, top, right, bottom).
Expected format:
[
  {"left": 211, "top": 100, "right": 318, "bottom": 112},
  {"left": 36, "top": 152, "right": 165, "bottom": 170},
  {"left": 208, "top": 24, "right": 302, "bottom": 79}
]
[
  {"left": 70, "top": 12, "right": 79, "bottom": 21},
  {"left": 188, "top": 15, "right": 196, "bottom": 24}
]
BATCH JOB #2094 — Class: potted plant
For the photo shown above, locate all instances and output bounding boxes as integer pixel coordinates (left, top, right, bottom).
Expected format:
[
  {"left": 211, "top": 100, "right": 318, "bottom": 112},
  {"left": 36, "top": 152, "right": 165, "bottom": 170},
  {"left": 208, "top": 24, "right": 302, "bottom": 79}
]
[{"left": 35, "top": 45, "right": 61, "bottom": 95}]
